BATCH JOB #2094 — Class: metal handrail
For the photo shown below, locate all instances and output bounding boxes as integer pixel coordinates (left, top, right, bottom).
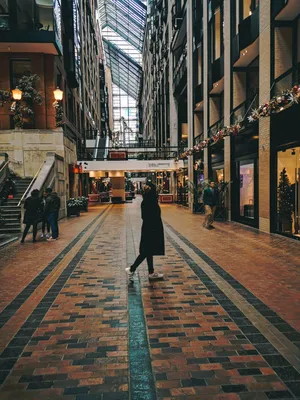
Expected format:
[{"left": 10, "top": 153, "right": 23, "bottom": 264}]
[
  {"left": 17, "top": 161, "right": 45, "bottom": 207},
  {"left": 0, "top": 160, "right": 9, "bottom": 174}
]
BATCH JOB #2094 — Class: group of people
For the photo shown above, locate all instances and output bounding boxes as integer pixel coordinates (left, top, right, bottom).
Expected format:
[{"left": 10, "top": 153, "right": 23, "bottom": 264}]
[
  {"left": 21, "top": 188, "right": 61, "bottom": 243},
  {"left": 0, "top": 177, "right": 17, "bottom": 204}
]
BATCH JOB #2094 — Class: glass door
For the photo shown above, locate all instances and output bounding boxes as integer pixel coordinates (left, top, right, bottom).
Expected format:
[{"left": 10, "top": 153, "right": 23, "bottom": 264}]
[
  {"left": 233, "top": 159, "right": 258, "bottom": 226},
  {"left": 277, "top": 147, "right": 300, "bottom": 238},
  {"left": 239, "top": 161, "right": 255, "bottom": 219}
]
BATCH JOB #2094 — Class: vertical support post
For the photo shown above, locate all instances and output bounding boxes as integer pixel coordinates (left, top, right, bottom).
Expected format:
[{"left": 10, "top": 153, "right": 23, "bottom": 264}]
[
  {"left": 224, "top": 0, "right": 232, "bottom": 220},
  {"left": 187, "top": 0, "right": 194, "bottom": 211},
  {"left": 259, "top": 0, "right": 271, "bottom": 232}
]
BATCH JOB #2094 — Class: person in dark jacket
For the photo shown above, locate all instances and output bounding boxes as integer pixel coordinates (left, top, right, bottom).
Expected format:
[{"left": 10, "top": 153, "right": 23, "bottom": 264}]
[
  {"left": 40, "top": 191, "right": 51, "bottom": 238},
  {"left": 44, "top": 187, "right": 61, "bottom": 241},
  {"left": 203, "top": 181, "right": 218, "bottom": 229},
  {"left": 21, "top": 189, "right": 43, "bottom": 243},
  {"left": 126, "top": 182, "right": 164, "bottom": 282}
]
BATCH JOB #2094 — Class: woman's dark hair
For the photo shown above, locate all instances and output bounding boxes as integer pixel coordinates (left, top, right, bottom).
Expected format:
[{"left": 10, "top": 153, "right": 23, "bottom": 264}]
[{"left": 31, "top": 189, "right": 39, "bottom": 197}]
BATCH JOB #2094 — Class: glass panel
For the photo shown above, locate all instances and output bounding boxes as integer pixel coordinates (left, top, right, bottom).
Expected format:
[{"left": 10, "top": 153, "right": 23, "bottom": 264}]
[
  {"left": 273, "top": 72, "right": 293, "bottom": 97},
  {"left": 0, "top": 0, "right": 9, "bottom": 31},
  {"left": 277, "top": 147, "right": 300, "bottom": 237},
  {"left": 240, "top": 162, "right": 255, "bottom": 219},
  {"left": 11, "top": 60, "right": 32, "bottom": 88}
]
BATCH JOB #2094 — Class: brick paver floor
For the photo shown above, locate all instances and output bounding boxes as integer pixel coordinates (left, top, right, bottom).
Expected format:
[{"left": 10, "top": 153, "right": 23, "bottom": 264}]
[{"left": 0, "top": 198, "right": 299, "bottom": 400}]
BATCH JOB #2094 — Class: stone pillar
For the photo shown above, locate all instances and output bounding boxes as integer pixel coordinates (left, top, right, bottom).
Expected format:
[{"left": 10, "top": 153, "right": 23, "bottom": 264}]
[
  {"left": 203, "top": 0, "right": 209, "bottom": 178},
  {"left": 110, "top": 171, "right": 125, "bottom": 201},
  {"left": 187, "top": 0, "right": 194, "bottom": 210},
  {"left": 169, "top": 13, "right": 178, "bottom": 149},
  {"left": 259, "top": 0, "right": 271, "bottom": 233},
  {"left": 223, "top": 0, "right": 232, "bottom": 219}
]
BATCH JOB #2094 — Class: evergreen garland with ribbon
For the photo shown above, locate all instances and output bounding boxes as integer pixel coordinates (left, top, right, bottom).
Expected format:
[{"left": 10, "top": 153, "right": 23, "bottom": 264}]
[{"left": 181, "top": 84, "right": 300, "bottom": 159}]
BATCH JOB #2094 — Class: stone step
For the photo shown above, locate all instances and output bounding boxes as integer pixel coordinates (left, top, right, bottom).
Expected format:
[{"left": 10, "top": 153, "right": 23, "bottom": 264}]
[
  {"left": 0, "top": 227, "right": 21, "bottom": 233},
  {"left": 3, "top": 222, "right": 20, "bottom": 227}
]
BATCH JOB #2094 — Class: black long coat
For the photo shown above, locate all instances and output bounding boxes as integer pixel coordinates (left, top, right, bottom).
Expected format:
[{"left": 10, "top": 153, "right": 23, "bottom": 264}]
[
  {"left": 139, "top": 185, "right": 165, "bottom": 256},
  {"left": 23, "top": 196, "right": 43, "bottom": 225}
]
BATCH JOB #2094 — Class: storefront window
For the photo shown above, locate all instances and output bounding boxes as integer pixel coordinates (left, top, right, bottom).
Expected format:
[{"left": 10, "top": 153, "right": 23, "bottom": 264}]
[
  {"left": 214, "top": 168, "right": 224, "bottom": 183},
  {"left": 277, "top": 147, "right": 300, "bottom": 237},
  {"left": 240, "top": 162, "right": 255, "bottom": 219}
]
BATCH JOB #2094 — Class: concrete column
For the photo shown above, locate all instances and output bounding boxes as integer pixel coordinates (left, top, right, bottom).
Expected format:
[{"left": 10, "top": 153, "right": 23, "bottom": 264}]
[
  {"left": 203, "top": 0, "right": 209, "bottom": 178},
  {"left": 110, "top": 171, "right": 125, "bottom": 201},
  {"left": 223, "top": 0, "right": 232, "bottom": 219},
  {"left": 259, "top": 0, "right": 271, "bottom": 233},
  {"left": 187, "top": 0, "right": 194, "bottom": 210},
  {"left": 169, "top": 5, "right": 178, "bottom": 149}
]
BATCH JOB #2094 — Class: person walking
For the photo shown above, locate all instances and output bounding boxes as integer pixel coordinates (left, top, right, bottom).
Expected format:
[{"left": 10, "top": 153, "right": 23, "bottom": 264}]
[
  {"left": 21, "top": 189, "right": 43, "bottom": 243},
  {"left": 203, "top": 181, "right": 218, "bottom": 229},
  {"left": 40, "top": 191, "right": 51, "bottom": 239},
  {"left": 126, "top": 181, "right": 164, "bottom": 282},
  {"left": 44, "top": 188, "right": 61, "bottom": 241}
]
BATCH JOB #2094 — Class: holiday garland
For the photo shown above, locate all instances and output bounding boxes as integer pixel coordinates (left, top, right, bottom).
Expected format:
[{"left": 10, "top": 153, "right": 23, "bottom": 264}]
[{"left": 181, "top": 84, "right": 300, "bottom": 158}]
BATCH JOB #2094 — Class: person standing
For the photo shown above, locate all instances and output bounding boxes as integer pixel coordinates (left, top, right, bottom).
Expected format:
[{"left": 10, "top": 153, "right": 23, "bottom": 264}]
[
  {"left": 40, "top": 191, "right": 51, "bottom": 238},
  {"left": 45, "top": 188, "right": 61, "bottom": 241},
  {"left": 203, "top": 181, "right": 218, "bottom": 229},
  {"left": 21, "top": 189, "right": 43, "bottom": 243},
  {"left": 125, "top": 182, "right": 164, "bottom": 282},
  {"left": 177, "top": 182, "right": 183, "bottom": 204}
]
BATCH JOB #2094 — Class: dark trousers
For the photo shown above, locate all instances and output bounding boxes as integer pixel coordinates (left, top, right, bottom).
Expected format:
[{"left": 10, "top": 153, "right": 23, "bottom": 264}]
[
  {"left": 48, "top": 211, "right": 59, "bottom": 239},
  {"left": 130, "top": 254, "right": 154, "bottom": 274},
  {"left": 22, "top": 223, "right": 37, "bottom": 241},
  {"left": 42, "top": 218, "right": 50, "bottom": 234}
]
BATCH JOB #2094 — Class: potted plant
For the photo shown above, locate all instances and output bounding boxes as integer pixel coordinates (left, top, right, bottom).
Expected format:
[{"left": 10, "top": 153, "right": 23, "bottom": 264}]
[
  {"left": 278, "top": 168, "right": 293, "bottom": 233},
  {"left": 78, "top": 196, "right": 88, "bottom": 212},
  {"left": 10, "top": 74, "right": 42, "bottom": 129},
  {"left": 67, "top": 198, "right": 81, "bottom": 217},
  {"left": 185, "top": 179, "right": 204, "bottom": 213}
]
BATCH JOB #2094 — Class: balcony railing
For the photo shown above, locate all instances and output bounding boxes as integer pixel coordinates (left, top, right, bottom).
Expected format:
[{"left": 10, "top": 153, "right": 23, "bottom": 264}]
[
  {"left": 0, "top": 0, "right": 62, "bottom": 54},
  {"left": 81, "top": 146, "right": 180, "bottom": 161},
  {"left": 173, "top": 47, "right": 187, "bottom": 95},
  {"left": 194, "top": 133, "right": 204, "bottom": 146},
  {"left": 208, "top": 118, "right": 224, "bottom": 139},
  {"left": 238, "top": 5, "right": 259, "bottom": 52},
  {"left": 272, "top": 0, "right": 288, "bottom": 17},
  {"left": 231, "top": 95, "right": 259, "bottom": 127},
  {"left": 172, "top": 0, "right": 186, "bottom": 30},
  {"left": 272, "top": 64, "right": 300, "bottom": 97}
]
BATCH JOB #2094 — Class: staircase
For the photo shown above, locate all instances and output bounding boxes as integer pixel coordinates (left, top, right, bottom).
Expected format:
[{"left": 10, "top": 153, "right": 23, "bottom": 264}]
[{"left": 0, "top": 178, "right": 32, "bottom": 234}]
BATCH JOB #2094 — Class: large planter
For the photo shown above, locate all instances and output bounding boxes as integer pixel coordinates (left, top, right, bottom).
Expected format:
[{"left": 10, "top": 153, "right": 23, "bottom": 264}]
[
  {"left": 277, "top": 214, "right": 292, "bottom": 233},
  {"left": 67, "top": 206, "right": 80, "bottom": 217}
]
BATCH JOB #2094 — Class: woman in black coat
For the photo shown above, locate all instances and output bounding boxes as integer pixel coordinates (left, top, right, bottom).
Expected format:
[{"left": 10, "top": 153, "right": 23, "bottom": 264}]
[
  {"left": 126, "top": 182, "right": 164, "bottom": 281},
  {"left": 21, "top": 189, "right": 43, "bottom": 243}
]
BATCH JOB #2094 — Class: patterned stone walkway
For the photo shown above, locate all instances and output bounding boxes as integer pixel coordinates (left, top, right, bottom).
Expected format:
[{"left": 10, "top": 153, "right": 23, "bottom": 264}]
[{"left": 0, "top": 199, "right": 299, "bottom": 400}]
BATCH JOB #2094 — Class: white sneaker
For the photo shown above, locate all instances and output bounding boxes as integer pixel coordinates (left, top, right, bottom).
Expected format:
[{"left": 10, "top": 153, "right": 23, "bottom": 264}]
[
  {"left": 40, "top": 233, "right": 44, "bottom": 238},
  {"left": 149, "top": 272, "right": 164, "bottom": 280},
  {"left": 46, "top": 233, "right": 51, "bottom": 239},
  {"left": 125, "top": 267, "right": 135, "bottom": 282},
  {"left": 47, "top": 237, "right": 57, "bottom": 242}
]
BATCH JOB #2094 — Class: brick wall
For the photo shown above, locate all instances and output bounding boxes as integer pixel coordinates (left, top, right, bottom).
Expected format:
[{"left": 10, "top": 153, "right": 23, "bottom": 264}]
[
  {"left": 274, "top": 27, "right": 293, "bottom": 79},
  {"left": 233, "top": 72, "right": 246, "bottom": 109},
  {"left": 259, "top": 0, "right": 271, "bottom": 233},
  {"left": 0, "top": 53, "right": 56, "bottom": 130}
]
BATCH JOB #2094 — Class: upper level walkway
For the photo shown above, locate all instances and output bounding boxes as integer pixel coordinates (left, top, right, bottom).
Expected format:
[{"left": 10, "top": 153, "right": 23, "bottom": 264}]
[{"left": 0, "top": 199, "right": 299, "bottom": 400}]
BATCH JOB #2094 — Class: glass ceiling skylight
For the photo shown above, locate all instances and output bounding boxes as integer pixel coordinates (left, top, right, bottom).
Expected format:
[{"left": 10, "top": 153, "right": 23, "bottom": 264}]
[{"left": 98, "top": 0, "right": 147, "bottom": 100}]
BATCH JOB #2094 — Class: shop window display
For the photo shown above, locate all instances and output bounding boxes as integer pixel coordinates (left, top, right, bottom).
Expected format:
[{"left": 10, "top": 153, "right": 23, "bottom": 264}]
[
  {"left": 277, "top": 147, "right": 300, "bottom": 237},
  {"left": 239, "top": 162, "right": 255, "bottom": 219}
]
